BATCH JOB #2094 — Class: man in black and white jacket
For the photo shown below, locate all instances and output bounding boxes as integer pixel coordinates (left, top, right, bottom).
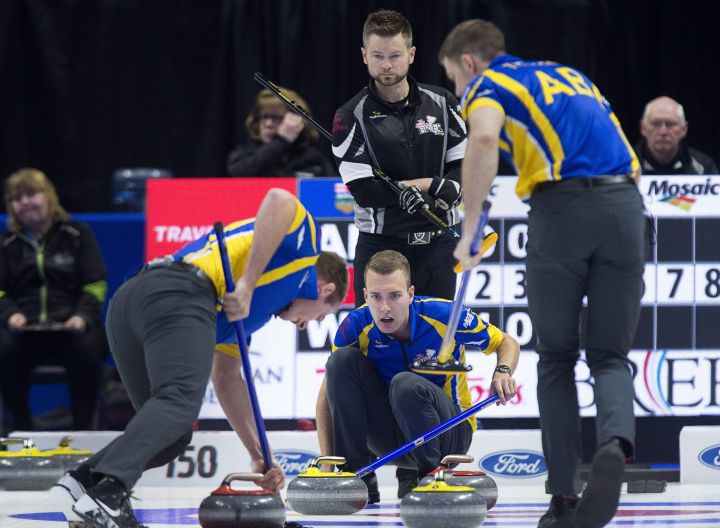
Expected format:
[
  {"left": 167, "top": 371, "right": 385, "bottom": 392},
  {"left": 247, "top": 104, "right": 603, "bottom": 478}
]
[{"left": 332, "top": 9, "right": 467, "bottom": 307}]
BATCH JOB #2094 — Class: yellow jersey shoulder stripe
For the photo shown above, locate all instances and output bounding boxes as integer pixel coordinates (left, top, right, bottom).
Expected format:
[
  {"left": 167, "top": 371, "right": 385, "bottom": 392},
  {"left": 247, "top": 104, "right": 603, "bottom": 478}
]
[
  {"left": 487, "top": 326, "right": 504, "bottom": 355},
  {"left": 485, "top": 69, "right": 565, "bottom": 180},
  {"left": 288, "top": 200, "right": 317, "bottom": 253},
  {"left": 287, "top": 201, "right": 307, "bottom": 234},
  {"left": 465, "top": 97, "right": 505, "bottom": 121},
  {"left": 419, "top": 314, "right": 449, "bottom": 339},
  {"left": 359, "top": 321, "right": 375, "bottom": 356},
  {"left": 256, "top": 255, "right": 319, "bottom": 287},
  {"left": 216, "top": 342, "right": 240, "bottom": 359},
  {"left": 609, "top": 111, "right": 640, "bottom": 176}
]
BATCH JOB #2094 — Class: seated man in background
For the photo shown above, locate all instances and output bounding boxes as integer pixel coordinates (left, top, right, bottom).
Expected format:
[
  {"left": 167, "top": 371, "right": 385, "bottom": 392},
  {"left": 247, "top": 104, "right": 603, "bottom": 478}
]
[
  {"left": 227, "top": 88, "right": 337, "bottom": 177},
  {"left": 0, "top": 168, "right": 108, "bottom": 432},
  {"left": 635, "top": 96, "right": 718, "bottom": 175},
  {"left": 316, "top": 250, "right": 519, "bottom": 502}
]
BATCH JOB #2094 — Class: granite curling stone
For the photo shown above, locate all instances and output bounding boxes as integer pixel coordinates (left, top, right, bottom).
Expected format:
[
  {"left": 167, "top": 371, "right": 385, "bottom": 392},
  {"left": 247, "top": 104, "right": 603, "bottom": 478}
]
[
  {"left": 40, "top": 435, "right": 93, "bottom": 471},
  {"left": 419, "top": 454, "right": 498, "bottom": 510},
  {"left": 286, "top": 456, "right": 368, "bottom": 515},
  {"left": 198, "top": 472, "right": 286, "bottom": 528},
  {"left": 0, "top": 437, "right": 64, "bottom": 491},
  {"left": 401, "top": 469, "right": 487, "bottom": 528}
]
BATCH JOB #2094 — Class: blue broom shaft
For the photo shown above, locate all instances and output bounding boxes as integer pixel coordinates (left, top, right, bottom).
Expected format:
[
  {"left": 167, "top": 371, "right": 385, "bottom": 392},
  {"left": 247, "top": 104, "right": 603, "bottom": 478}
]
[
  {"left": 214, "top": 223, "right": 273, "bottom": 471},
  {"left": 355, "top": 393, "right": 499, "bottom": 478}
]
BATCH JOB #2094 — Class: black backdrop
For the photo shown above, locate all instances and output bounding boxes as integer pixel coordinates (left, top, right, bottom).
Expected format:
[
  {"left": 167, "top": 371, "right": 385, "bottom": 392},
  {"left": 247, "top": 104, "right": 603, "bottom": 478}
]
[{"left": 1, "top": 0, "right": 718, "bottom": 212}]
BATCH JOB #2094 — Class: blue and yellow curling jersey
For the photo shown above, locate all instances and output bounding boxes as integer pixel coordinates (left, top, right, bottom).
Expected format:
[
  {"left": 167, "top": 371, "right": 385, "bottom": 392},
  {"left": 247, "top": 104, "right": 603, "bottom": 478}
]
[
  {"left": 172, "top": 198, "right": 320, "bottom": 357},
  {"left": 333, "top": 297, "right": 504, "bottom": 431},
  {"left": 460, "top": 54, "right": 639, "bottom": 199}
]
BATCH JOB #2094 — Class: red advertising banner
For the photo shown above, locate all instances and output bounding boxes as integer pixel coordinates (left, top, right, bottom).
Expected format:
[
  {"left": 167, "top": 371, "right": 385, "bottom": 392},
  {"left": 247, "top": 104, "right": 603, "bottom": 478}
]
[{"left": 145, "top": 177, "right": 296, "bottom": 258}]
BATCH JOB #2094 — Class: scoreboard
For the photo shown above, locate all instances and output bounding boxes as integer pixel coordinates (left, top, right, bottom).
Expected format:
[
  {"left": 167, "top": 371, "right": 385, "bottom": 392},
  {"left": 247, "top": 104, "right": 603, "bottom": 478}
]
[
  {"left": 309, "top": 175, "right": 720, "bottom": 352},
  {"left": 296, "top": 175, "right": 720, "bottom": 418}
]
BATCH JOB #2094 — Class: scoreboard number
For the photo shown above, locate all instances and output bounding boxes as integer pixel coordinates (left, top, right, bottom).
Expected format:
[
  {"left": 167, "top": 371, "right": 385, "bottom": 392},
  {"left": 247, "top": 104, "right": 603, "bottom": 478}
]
[
  {"left": 464, "top": 266, "right": 502, "bottom": 305},
  {"left": 655, "top": 264, "right": 695, "bottom": 303},
  {"left": 502, "top": 265, "right": 528, "bottom": 304},
  {"left": 695, "top": 264, "right": 720, "bottom": 302},
  {"left": 505, "top": 222, "right": 529, "bottom": 260}
]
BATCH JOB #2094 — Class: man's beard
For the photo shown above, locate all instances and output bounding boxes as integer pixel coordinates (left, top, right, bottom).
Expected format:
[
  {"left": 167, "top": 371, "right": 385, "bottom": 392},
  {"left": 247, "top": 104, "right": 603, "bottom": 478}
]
[{"left": 373, "top": 71, "right": 407, "bottom": 87}]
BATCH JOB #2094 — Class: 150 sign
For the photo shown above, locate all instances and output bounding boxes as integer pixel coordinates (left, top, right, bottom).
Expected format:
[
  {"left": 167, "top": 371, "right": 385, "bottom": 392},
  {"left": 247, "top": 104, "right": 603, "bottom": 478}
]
[{"left": 166, "top": 445, "right": 219, "bottom": 479}]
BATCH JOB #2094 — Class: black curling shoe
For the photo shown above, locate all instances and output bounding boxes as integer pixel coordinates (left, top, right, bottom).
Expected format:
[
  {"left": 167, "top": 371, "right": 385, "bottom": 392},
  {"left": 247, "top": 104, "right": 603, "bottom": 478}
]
[{"left": 538, "top": 495, "right": 578, "bottom": 527}]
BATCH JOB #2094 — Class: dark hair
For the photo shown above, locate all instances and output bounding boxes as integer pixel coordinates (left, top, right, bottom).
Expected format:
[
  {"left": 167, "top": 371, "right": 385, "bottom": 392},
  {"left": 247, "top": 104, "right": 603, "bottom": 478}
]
[
  {"left": 364, "top": 250, "right": 411, "bottom": 288},
  {"left": 4, "top": 168, "right": 69, "bottom": 230},
  {"left": 245, "top": 88, "right": 319, "bottom": 146},
  {"left": 439, "top": 19, "right": 505, "bottom": 64},
  {"left": 362, "top": 9, "right": 412, "bottom": 47},
  {"left": 316, "top": 251, "right": 349, "bottom": 306}
]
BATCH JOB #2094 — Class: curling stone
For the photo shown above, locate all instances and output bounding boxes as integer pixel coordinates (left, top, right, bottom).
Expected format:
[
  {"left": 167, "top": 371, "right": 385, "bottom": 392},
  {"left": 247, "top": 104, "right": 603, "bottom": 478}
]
[
  {"left": 401, "top": 469, "right": 486, "bottom": 528},
  {"left": 198, "top": 473, "right": 285, "bottom": 528},
  {"left": 0, "top": 437, "right": 65, "bottom": 491},
  {"left": 286, "top": 456, "right": 367, "bottom": 515},
  {"left": 41, "top": 436, "right": 93, "bottom": 471},
  {"left": 419, "top": 454, "right": 498, "bottom": 510}
]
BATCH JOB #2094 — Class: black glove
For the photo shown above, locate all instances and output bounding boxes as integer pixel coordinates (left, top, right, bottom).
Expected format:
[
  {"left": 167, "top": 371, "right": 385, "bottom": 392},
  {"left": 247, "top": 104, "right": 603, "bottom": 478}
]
[{"left": 399, "top": 185, "right": 433, "bottom": 214}]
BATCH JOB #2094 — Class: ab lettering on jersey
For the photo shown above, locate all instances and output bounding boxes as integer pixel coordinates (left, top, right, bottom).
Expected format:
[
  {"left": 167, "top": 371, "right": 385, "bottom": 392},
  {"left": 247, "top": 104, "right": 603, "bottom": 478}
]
[{"left": 534, "top": 66, "right": 603, "bottom": 106}]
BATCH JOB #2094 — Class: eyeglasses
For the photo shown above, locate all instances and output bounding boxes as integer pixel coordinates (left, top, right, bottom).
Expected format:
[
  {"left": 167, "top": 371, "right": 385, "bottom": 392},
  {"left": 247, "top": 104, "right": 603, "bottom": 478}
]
[{"left": 258, "top": 114, "right": 284, "bottom": 124}]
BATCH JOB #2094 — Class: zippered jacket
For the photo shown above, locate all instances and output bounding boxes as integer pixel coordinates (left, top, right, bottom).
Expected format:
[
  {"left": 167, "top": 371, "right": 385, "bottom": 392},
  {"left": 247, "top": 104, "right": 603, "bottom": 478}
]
[
  {"left": 0, "top": 220, "right": 107, "bottom": 326},
  {"left": 332, "top": 76, "right": 467, "bottom": 234}
]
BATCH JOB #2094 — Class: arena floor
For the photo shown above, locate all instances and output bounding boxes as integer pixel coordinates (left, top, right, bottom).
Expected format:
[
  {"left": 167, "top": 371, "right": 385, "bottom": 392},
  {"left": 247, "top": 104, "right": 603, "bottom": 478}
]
[{"left": 2, "top": 483, "right": 720, "bottom": 527}]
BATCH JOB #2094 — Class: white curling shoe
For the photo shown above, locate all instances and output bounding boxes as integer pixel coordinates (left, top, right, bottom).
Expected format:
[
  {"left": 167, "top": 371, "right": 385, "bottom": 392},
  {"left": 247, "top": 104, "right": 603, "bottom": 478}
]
[{"left": 51, "top": 471, "right": 86, "bottom": 525}]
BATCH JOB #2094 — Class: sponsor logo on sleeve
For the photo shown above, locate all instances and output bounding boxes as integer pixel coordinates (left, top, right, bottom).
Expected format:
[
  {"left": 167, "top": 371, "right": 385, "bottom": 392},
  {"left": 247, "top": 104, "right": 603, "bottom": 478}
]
[
  {"left": 463, "top": 308, "right": 474, "bottom": 328},
  {"left": 332, "top": 115, "right": 349, "bottom": 134}
]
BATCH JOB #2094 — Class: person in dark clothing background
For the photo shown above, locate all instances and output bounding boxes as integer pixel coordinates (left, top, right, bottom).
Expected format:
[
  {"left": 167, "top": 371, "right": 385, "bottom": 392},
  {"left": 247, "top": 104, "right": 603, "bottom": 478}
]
[
  {"left": 635, "top": 96, "right": 718, "bottom": 175},
  {"left": 227, "top": 88, "right": 337, "bottom": 178},
  {"left": 0, "top": 168, "right": 108, "bottom": 432},
  {"left": 332, "top": 9, "right": 467, "bottom": 308}
]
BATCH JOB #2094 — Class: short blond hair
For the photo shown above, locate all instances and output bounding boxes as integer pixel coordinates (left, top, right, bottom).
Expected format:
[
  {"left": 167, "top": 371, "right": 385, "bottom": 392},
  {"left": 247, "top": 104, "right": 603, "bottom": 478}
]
[
  {"left": 364, "top": 250, "right": 411, "bottom": 288},
  {"left": 4, "top": 168, "right": 69, "bottom": 230}
]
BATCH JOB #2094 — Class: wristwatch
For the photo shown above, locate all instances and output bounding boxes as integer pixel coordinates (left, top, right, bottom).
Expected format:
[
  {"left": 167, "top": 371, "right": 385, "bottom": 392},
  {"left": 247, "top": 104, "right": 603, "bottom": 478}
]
[{"left": 494, "top": 364, "right": 511, "bottom": 374}]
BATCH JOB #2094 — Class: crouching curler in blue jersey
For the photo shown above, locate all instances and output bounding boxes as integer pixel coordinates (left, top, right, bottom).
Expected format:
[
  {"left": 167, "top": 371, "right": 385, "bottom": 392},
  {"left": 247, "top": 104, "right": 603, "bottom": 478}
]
[{"left": 316, "top": 249, "right": 519, "bottom": 503}]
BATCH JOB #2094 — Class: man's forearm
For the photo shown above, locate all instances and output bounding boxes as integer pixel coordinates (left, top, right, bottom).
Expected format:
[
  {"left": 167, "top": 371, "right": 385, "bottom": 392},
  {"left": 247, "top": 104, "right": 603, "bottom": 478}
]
[
  {"left": 212, "top": 354, "right": 265, "bottom": 462},
  {"left": 461, "top": 133, "right": 498, "bottom": 236},
  {"left": 316, "top": 377, "right": 334, "bottom": 456},
  {"left": 495, "top": 333, "right": 520, "bottom": 373}
]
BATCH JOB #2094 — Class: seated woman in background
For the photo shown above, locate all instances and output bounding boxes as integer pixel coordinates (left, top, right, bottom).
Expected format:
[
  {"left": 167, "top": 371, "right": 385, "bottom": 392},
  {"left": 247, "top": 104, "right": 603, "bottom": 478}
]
[
  {"left": 0, "top": 168, "right": 108, "bottom": 431},
  {"left": 227, "top": 87, "right": 337, "bottom": 177}
]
